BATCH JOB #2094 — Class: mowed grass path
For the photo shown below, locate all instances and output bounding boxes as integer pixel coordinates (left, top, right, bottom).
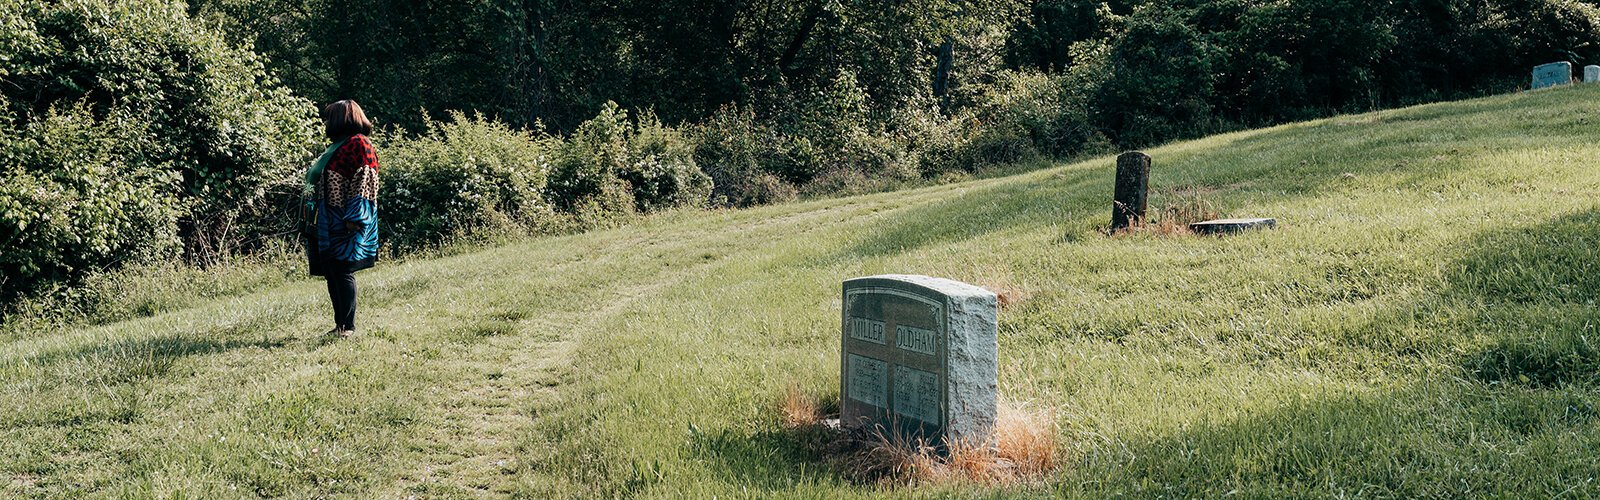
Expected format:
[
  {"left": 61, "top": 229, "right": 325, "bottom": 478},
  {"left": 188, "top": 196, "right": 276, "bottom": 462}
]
[{"left": 7, "top": 85, "right": 1600, "bottom": 497}]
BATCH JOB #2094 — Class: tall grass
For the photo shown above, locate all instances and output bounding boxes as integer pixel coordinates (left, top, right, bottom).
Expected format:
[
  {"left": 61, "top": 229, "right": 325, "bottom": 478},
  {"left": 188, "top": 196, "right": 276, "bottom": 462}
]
[{"left": 6, "top": 85, "right": 1600, "bottom": 496}]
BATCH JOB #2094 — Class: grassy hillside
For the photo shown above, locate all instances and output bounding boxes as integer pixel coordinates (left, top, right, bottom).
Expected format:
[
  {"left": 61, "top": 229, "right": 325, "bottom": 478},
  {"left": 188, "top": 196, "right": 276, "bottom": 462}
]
[{"left": 6, "top": 85, "right": 1600, "bottom": 497}]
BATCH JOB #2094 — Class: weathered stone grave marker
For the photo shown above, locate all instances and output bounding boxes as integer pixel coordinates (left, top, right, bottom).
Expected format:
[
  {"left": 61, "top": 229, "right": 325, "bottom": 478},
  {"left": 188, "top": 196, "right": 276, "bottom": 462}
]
[
  {"left": 1586, "top": 65, "right": 1600, "bottom": 84},
  {"left": 1111, "top": 151, "right": 1152, "bottom": 232},
  {"left": 1532, "top": 62, "right": 1572, "bottom": 89},
  {"left": 840, "top": 275, "right": 997, "bottom": 446},
  {"left": 1190, "top": 218, "right": 1277, "bottom": 235}
]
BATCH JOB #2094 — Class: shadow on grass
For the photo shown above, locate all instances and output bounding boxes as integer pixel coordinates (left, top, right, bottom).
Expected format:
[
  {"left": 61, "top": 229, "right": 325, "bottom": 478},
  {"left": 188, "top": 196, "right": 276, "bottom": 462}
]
[
  {"left": 22, "top": 333, "right": 288, "bottom": 385},
  {"left": 1447, "top": 209, "right": 1600, "bottom": 388},
  {"left": 686, "top": 391, "right": 847, "bottom": 491},
  {"left": 0, "top": 333, "right": 288, "bottom": 429},
  {"left": 688, "top": 428, "right": 836, "bottom": 490},
  {"left": 1062, "top": 381, "right": 1600, "bottom": 497},
  {"left": 1073, "top": 209, "right": 1600, "bottom": 495}
]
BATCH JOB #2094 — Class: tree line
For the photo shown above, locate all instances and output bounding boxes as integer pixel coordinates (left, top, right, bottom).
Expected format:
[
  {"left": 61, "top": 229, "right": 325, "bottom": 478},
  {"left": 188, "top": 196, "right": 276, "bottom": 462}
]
[{"left": 190, "top": 0, "right": 1600, "bottom": 139}]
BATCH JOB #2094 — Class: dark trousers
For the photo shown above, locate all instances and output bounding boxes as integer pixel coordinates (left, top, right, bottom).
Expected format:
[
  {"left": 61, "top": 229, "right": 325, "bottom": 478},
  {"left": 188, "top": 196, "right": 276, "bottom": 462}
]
[{"left": 326, "top": 272, "right": 358, "bottom": 330}]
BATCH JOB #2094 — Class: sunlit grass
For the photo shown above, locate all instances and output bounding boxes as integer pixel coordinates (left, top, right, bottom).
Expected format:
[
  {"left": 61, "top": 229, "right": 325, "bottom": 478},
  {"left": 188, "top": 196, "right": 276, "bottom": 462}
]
[{"left": 6, "top": 85, "right": 1600, "bottom": 496}]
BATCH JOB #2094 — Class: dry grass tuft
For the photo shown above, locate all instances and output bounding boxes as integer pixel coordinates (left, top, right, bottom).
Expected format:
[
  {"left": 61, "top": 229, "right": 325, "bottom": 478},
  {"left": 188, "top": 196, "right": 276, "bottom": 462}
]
[
  {"left": 941, "top": 438, "right": 1010, "bottom": 483},
  {"left": 993, "top": 400, "right": 1058, "bottom": 476},
  {"left": 1149, "top": 188, "right": 1221, "bottom": 236},
  {"left": 1106, "top": 187, "right": 1221, "bottom": 238},
  {"left": 810, "top": 398, "right": 1061, "bottom": 486},
  {"left": 1139, "top": 217, "right": 1199, "bottom": 237},
  {"left": 995, "top": 289, "right": 1028, "bottom": 310},
  {"left": 977, "top": 282, "right": 1030, "bottom": 310},
  {"left": 839, "top": 430, "right": 939, "bottom": 484},
  {"left": 780, "top": 383, "right": 824, "bottom": 429}
]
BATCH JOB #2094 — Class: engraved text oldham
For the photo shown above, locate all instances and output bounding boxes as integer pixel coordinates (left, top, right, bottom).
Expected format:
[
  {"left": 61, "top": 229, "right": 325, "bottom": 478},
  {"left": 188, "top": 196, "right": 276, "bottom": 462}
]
[{"left": 895, "top": 324, "right": 938, "bottom": 355}]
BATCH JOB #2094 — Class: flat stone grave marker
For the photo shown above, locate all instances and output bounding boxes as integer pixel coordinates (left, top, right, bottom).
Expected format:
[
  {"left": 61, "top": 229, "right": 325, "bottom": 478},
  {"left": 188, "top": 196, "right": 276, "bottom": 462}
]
[
  {"left": 840, "top": 275, "right": 997, "bottom": 447},
  {"left": 1532, "top": 62, "right": 1572, "bottom": 89},
  {"left": 1587, "top": 65, "right": 1600, "bottom": 83},
  {"left": 1190, "top": 218, "right": 1277, "bottom": 235}
]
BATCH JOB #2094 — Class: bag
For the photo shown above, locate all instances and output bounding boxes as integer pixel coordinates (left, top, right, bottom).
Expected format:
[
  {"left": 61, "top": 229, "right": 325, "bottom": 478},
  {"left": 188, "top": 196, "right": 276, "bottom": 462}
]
[{"left": 300, "top": 198, "right": 318, "bottom": 237}]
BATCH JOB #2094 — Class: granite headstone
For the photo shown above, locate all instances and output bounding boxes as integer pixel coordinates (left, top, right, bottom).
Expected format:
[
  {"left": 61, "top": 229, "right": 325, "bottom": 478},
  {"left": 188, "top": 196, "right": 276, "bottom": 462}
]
[
  {"left": 840, "top": 275, "right": 998, "bottom": 446},
  {"left": 1111, "top": 151, "right": 1152, "bottom": 232},
  {"left": 1532, "top": 62, "right": 1573, "bottom": 89},
  {"left": 1586, "top": 65, "right": 1600, "bottom": 84}
]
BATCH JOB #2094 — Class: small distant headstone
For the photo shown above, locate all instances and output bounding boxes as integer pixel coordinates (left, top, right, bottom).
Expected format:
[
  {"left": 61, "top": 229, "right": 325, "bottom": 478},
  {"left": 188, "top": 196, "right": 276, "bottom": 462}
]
[
  {"left": 1111, "top": 151, "right": 1152, "bottom": 232},
  {"left": 840, "top": 275, "right": 997, "bottom": 446},
  {"left": 1190, "top": 218, "right": 1277, "bottom": 235},
  {"left": 1531, "top": 62, "right": 1573, "bottom": 89},
  {"left": 1586, "top": 65, "right": 1600, "bottom": 83}
]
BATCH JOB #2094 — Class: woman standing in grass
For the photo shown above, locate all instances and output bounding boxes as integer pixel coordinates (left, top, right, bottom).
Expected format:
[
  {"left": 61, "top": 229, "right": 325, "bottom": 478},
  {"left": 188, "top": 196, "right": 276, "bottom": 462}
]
[{"left": 304, "top": 100, "right": 381, "bottom": 337}]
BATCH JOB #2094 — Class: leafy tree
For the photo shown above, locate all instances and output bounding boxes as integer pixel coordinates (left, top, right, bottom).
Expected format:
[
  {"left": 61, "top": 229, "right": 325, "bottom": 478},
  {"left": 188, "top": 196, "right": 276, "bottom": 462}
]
[
  {"left": 1094, "top": 6, "right": 1220, "bottom": 146},
  {"left": 1005, "top": 0, "right": 1118, "bottom": 71},
  {"left": 379, "top": 111, "right": 557, "bottom": 248},
  {"left": 189, "top": 0, "right": 551, "bottom": 130},
  {"left": 547, "top": 102, "right": 711, "bottom": 214},
  {"left": 0, "top": 0, "right": 316, "bottom": 300},
  {"left": 190, "top": 0, "right": 1028, "bottom": 129}
]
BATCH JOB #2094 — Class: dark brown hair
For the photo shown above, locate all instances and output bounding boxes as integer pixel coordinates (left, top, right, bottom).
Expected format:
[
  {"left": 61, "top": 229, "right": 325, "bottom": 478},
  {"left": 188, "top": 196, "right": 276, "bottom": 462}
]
[{"left": 322, "top": 100, "right": 373, "bottom": 140}]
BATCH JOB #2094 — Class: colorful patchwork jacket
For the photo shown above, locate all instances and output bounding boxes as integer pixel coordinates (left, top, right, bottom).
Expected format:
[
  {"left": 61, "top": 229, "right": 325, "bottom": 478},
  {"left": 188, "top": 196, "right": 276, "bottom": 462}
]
[{"left": 307, "top": 134, "right": 380, "bottom": 275}]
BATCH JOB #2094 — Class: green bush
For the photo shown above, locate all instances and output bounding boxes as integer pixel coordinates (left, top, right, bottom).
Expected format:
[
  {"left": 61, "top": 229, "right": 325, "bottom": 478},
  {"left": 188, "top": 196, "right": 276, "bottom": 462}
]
[
  {"left": 763, "top": 72, "right": 913, "bottom": 185},
  {"left": 380, "top": 112, "right": 559, "bottom": 249},
  {"left": 697, "top": 67, "right": 1113, "bottom": 204},
  {"left": 549, "top": 102, "right": 632, "bottom": 214},
  {"left": 879, "top": 71, "right": 1109, "bottom": 178},
  {"left": 799, "top": 167, "right": 892, "bottom": 198},
  {"left": 693, "top": 106, "right": 820, "bottom": 208},
  {"left": 0, "top": 0, "right": 316, "bottom": 301},
  {"left": 971, "top": 70, "right": 1108, "bottom": 160},
  {"left": 0, "top": 103, "right": 182, "bottom": 302},
  {"left": 1095, "top": 6, "right": 1223, "bottom": 147},
  {"left": 883, "top": 105, "right": 978, "bottom": 177},
  {"left": 959, "top": 124, "right": 1044, "bottom": 168},
  {"left": 623, "top": 113, "right": 714, "bottom": 212},
  {"left": 548, "top": 102, "right": 711, "bottom": 215},
  {"left": 694, "top": 105, "right": 788, "bottom": 208},
  {"left": 695, "top": 72, "right": 922, "bottom": 201}
]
